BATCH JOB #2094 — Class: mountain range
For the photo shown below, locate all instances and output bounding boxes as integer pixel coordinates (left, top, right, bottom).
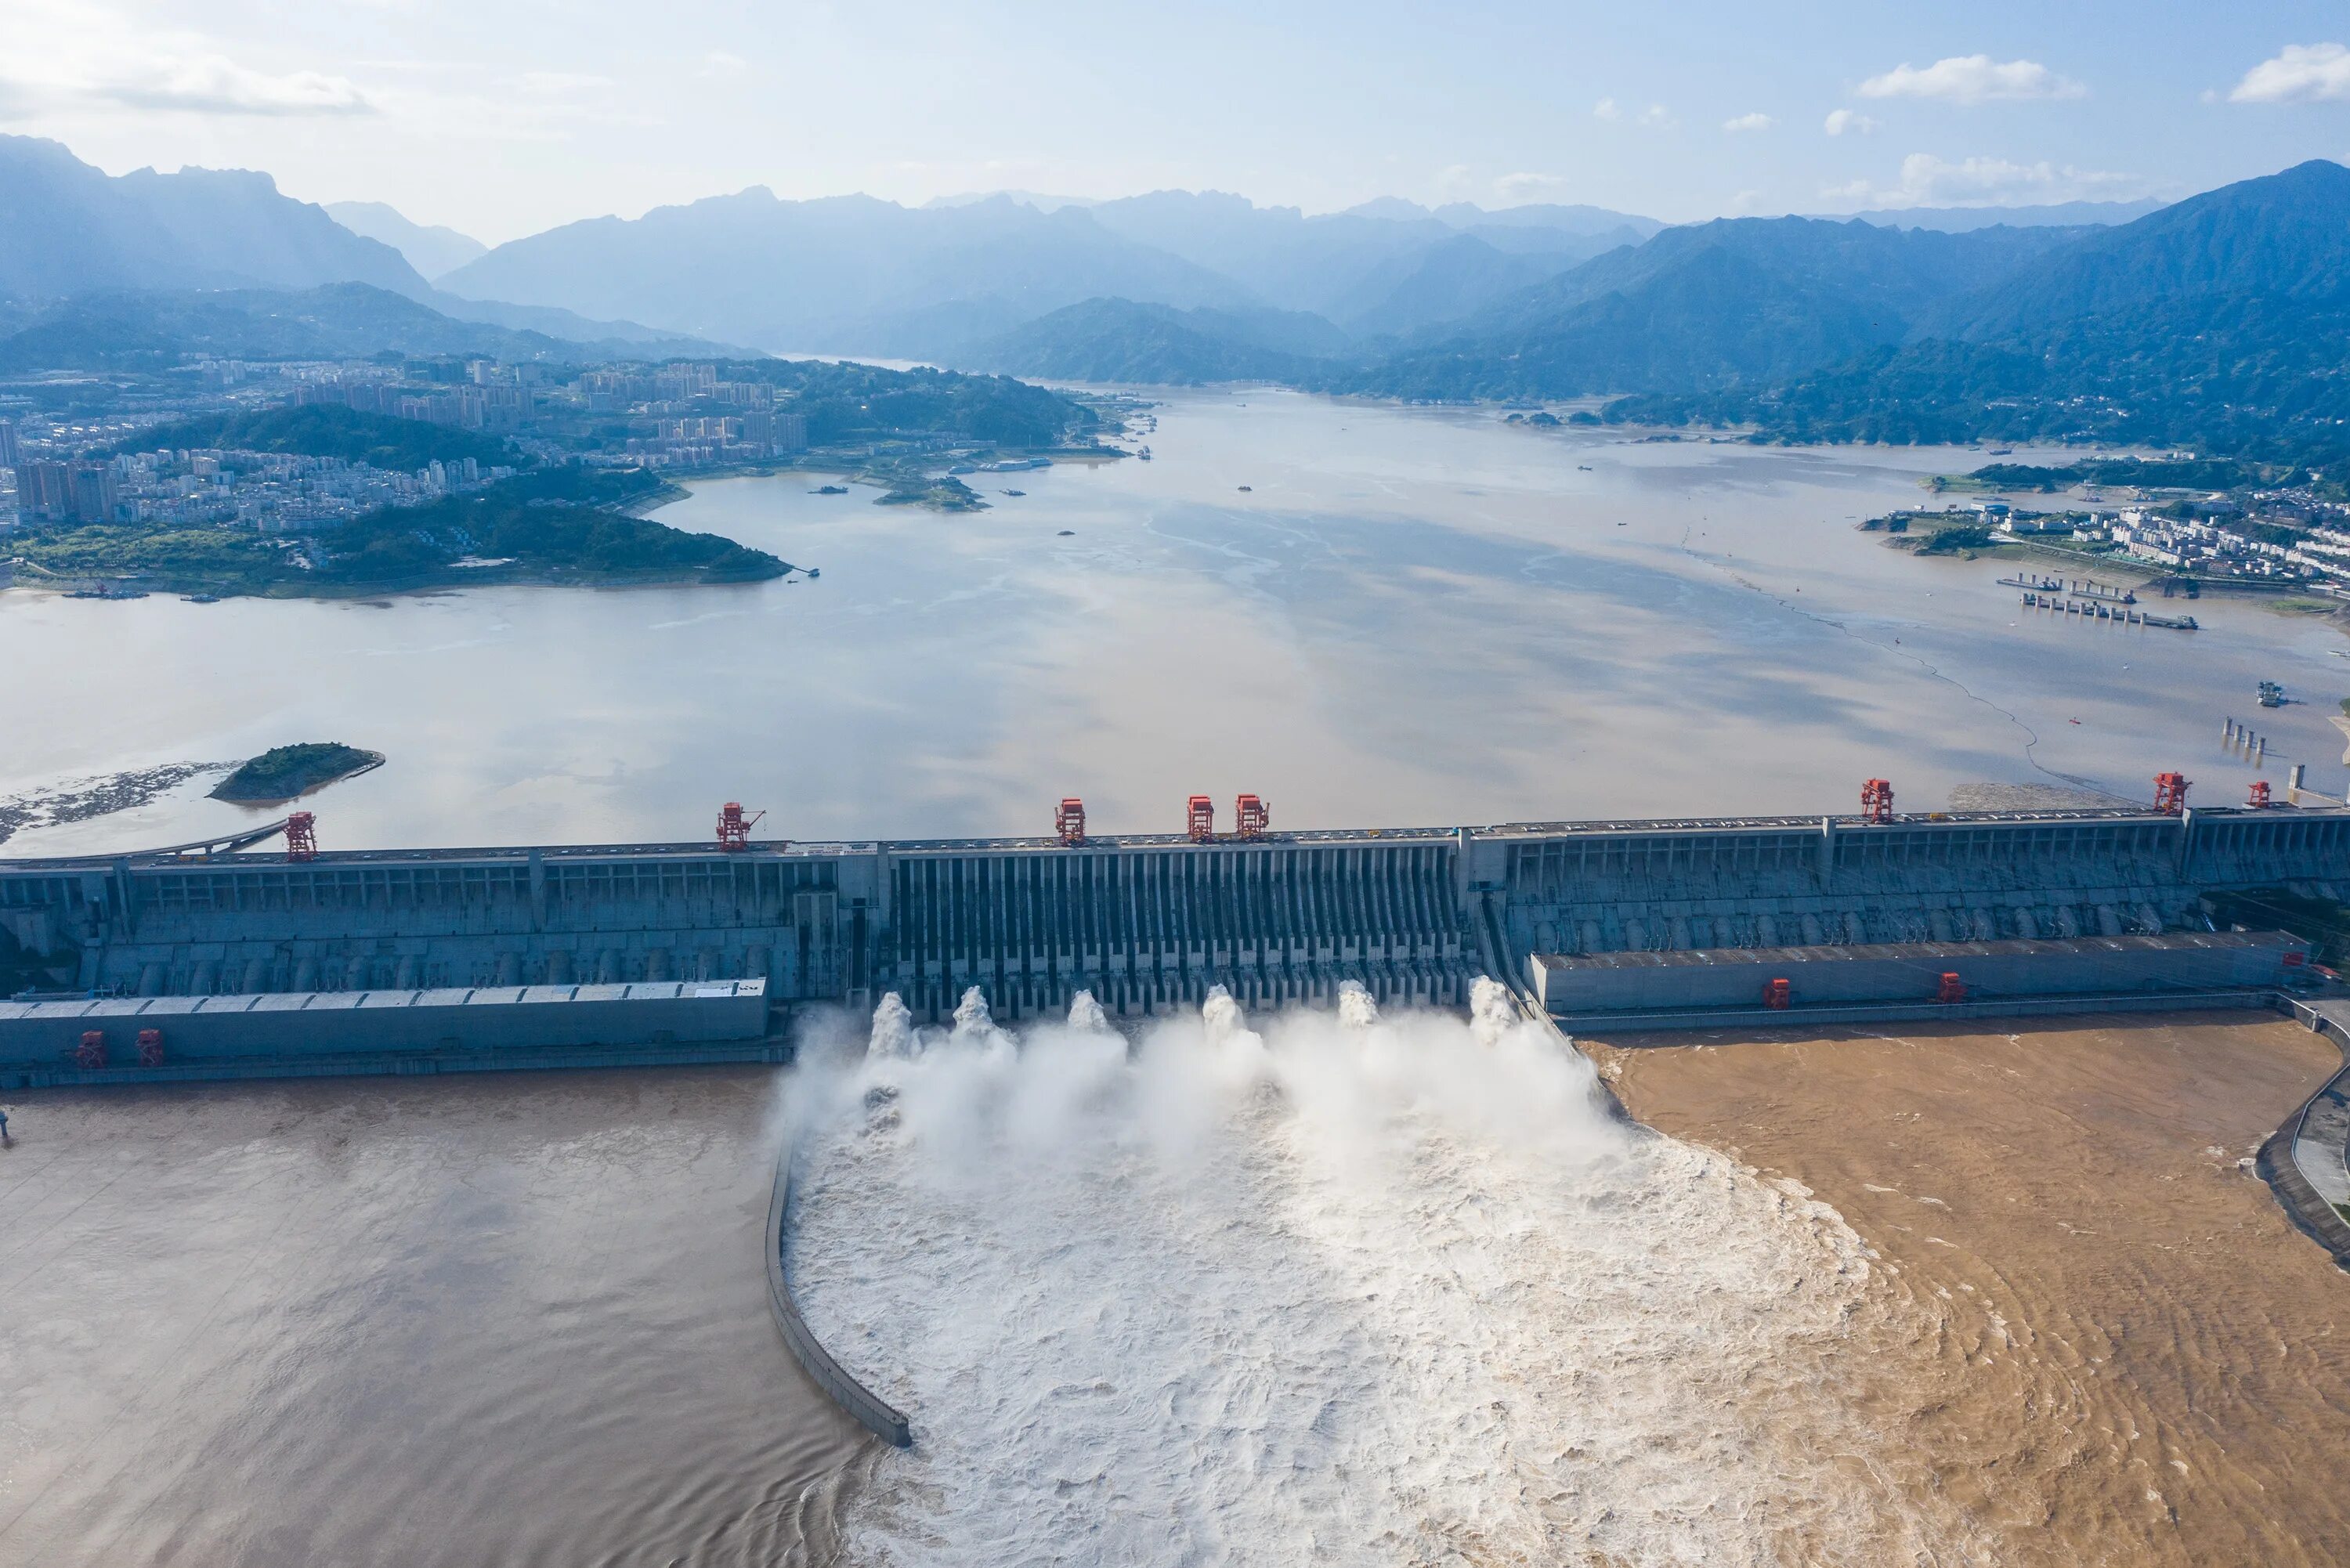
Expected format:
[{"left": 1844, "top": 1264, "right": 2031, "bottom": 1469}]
[
  {"left": 324, "top": 201, "right": 490, "bottom": 281},
  {"left": 0, "top": 283, "right": 727, "bottom": 374},
  {"left": 0, "top": 136, "right": 734, "bottom": 364},
  {"left": 1327, "top": 216, "right": 2091, "bottom": 401},
  {"left": 1600, "top": 159, "right": 2350, "bottom": 471},
  {"left": 0, "top": 135, "right": 424, "bottom": 299},
  {"left": 427, "top": 186, "right": 1671, "bottom": 356},
  {"left": 424, "top": 181, "right": 2215, "bottom": 388},
  {"left": 6, "top": 129, "right": 2341, "bottom": 470}
]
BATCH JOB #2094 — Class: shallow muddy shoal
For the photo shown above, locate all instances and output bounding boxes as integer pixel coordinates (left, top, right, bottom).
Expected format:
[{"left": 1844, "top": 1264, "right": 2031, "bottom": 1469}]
[{"left": 1585, "top": 1013, "right": 2350, "bottom": 1567}]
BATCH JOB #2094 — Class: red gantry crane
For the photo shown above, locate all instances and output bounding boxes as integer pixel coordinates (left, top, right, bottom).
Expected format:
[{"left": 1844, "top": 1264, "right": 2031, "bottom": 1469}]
[
  {"left": 716, "top": 802, "right": 765, "bottom": 851},
  {"left": 1860, "top": 779, "right": 1893, "bottom": 826},
  {"left": 2153, "top": 772, "right": 2190, "bottom": 815},
  {"left": 1187, "top": 795, "right": 1215, "bottom": 842},
  {"left": 1234, "top": 793, "right": 1269, "bottom": 840},
  {"left": 284, "top": 811, "right": 318, "bottom": 862},
  {"left": 1056, "top": 797, "right": 1086, "bottom": 846}
]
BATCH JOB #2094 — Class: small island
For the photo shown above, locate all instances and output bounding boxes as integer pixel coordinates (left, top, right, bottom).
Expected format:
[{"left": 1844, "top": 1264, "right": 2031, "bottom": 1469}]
[
  {"left": 873, "top": 471, "right": 989, "bottom": 511},
  {"left": 211, "top": 742, "right": 385, "bottom": 803}
]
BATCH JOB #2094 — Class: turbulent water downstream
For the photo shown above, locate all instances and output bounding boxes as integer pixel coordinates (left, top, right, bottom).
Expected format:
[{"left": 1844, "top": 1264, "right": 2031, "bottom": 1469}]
[{"left": 789, "top": 983, "right": 1981, "bottom": 1565}]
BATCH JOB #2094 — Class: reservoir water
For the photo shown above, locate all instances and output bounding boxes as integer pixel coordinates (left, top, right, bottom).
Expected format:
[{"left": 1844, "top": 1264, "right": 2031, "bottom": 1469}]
[{"left": 5, "top": 390, "right": 2343, "bottom": 857}]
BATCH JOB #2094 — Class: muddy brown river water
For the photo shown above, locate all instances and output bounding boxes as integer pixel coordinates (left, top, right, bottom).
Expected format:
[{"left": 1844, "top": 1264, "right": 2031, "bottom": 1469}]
[
  {"left": 3, "top": 1013, "right": 2345, "bottom": 1564},
  {"left": 1586, "top": 1013, "right": 2350, "bottom": 1566},
  {"left": 0, "top": 1068, "right": 869, "bottom": 1566}
]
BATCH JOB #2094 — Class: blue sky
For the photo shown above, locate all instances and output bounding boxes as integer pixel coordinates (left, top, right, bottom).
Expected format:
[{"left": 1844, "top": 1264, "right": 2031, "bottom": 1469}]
[{"left": 3, "top": 0, "right": 2348, "bottom": 242}]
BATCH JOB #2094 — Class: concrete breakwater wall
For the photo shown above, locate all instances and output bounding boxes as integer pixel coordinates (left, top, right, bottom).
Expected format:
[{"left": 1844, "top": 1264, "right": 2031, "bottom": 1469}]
[
  {"left": 765, "top": 1144, "right": 913, "bottom": 1447},
  {"left": 2265, "top": 999, "right": 2350, "bottom": 1266},
  {"left": 3, "top": 806, "right": 2346, "bottom": 1036}
]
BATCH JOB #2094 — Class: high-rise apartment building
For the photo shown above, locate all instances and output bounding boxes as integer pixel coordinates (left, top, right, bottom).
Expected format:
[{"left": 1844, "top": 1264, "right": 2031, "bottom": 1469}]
[
  {"left": 70, "top": 463, "right": 120, "bottom": 523},
  {"left": 16, "top": 461, "right": 119, "bottom": 523}
]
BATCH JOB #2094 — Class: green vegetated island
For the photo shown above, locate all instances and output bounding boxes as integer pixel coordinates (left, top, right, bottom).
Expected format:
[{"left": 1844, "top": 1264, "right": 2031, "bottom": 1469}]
[
  {"left": 210, "top": 742, "right": 382, "bottom": 802},
  {"left": 11, "top": 445, "right": 779, "bottom": 596},
  {"left": 9, "top": 358, "right": 1102, "bottom": 597}
]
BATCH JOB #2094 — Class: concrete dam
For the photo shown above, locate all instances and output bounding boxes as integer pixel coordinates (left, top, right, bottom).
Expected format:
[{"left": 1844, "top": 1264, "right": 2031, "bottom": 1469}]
[{"left": 3, "top": 800, "right": 2345, "bottom": 1082}]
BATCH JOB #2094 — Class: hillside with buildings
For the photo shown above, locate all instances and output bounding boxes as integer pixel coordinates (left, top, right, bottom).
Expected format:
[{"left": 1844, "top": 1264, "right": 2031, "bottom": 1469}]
[{"left": 0, "top": 342, "right": 1105, "bottom": 595}]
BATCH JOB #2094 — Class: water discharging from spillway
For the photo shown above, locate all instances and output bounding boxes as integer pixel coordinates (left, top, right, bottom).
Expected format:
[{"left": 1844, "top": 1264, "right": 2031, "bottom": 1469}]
[{"left": 785, "top": 981, "right": 1976, "bottom": 1566}]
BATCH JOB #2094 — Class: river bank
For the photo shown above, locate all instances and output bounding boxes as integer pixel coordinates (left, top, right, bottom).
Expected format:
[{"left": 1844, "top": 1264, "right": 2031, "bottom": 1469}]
[{"left": 1582, "top": 1013, "right": 2350, "bottom": 1566}]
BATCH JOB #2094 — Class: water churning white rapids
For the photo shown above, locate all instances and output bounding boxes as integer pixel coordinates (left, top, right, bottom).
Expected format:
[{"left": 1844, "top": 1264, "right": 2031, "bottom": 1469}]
[{"left": 785, "top": 981, "right": 1960, "bottom": 1566}]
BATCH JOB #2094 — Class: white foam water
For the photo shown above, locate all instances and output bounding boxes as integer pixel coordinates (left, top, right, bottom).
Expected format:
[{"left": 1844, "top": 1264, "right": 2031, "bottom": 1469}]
[{"left": 787, "top": 981, "right": 1959, "bottom": 1565}]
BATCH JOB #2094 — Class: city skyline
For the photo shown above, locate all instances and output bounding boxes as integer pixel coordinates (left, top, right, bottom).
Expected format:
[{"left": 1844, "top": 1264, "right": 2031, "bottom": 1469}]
[{"left": 1, "top": 1, "right": 2346, "bottom": 244}]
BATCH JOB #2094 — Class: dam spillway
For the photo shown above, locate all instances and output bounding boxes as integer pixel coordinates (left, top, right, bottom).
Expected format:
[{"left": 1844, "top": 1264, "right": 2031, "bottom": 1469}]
[{"left": 3, "top": 803, "right": 2346, "bottom": 1079}]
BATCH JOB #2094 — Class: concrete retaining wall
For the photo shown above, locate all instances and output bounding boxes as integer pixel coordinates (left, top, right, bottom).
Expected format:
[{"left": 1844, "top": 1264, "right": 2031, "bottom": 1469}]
[
  {"left": 1560, "top": 988, "right": 2282, "bottom": 1035},
  {"left": 0, "top": 980, "right": 768, "bottom": 1076},
  {"left": 2266, "top": 1000, "right": 2350, "bottom": 1266},
  {"left": 765, "top": 1147, "right": 913, "bottom": 1447},
  {"left": 1530, "top": 932, "right": 2308, "bottom": 1017}
]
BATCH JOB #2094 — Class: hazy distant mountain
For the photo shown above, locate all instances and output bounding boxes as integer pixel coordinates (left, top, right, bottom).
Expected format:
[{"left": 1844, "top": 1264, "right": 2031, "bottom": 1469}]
[
  {"left": 1609, "top": 161, "right": 2350, "bottom": 470},
  {"left": 439, "top": 190, "right": 1252, "bottom": 355},
  {"left": 0, "top": 282, "right": 723, "bottom": 372},
  {"left": 428, "top": 182, "right": 1669, "bottom": 363},
  {"left": 1076, "top": 191, "right": 1438, "bottom": 317},
  {"left": 420, "top": 291, "right": 748, "bottom": 354},
  {"left": 924, "top": 190, "right": 1101, "bottom": 213},
  {"left": 1930, "top": 160, "right": 2350, "bottom": 341},
  {"left": 1079, "top": 191, "right": 1654, "bottom": 320},
  {"left": 1325, "top": 233, "right": 1564, "bottom": 337},
  {"left": 960, "top": 297, "right": 1350, "bottom": 384},
  {"left": 1431, "top": 201, "right": 1665, "bottom": 240},
  {"left": 0, "top": 135, "right": 428, "bottom": 300},
  {"left": 326, "top": 201, "right": 489, "bottom": 280},
  {"left": 1339, "top": 216, "right": 2081, "bottom": 399},
  {"left": 1845, "top": 199, "right": 2169, "bottom": 233}
]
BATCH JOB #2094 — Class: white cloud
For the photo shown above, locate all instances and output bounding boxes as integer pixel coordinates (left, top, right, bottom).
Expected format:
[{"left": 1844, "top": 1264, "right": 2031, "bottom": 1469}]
[
  {"left": 1721, "top": 112, "right": 1773, "bottom": 132},
  {"left": 514, "top": 72, "right": 612, "bottom": 96},
  {"left": 1495, "top": 171, "right": 1564, "bottom": 201},
  {"left": 0, "top": 2, "right": 374, "bottom": 118},
  {"left": 700, "top": 51, "right": 751, "bottom": 79},
  {"left": 1593, "top": 97, "right": 1620, "bottom": 121},
  {"left": 2229, "top": 42, "right": 2350, "bottom": 104},
  {"left": 1858, "top": 55, "right": 2085, "bottom": 104},
  {"left": 68, "top": 55, "right": 369, "bottom": 116},
  {"left": 1823, "top": 108, "right": 1880, "bottom": 137},
  {"left": 1824, "top": 152, "right": 2142, "bottom": 210},
  {"left": 1637, "top": 103, "right": 1675, "bottom": 128}
]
